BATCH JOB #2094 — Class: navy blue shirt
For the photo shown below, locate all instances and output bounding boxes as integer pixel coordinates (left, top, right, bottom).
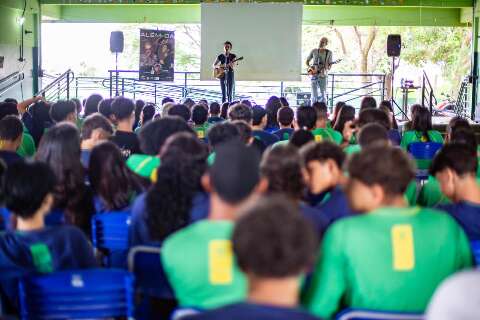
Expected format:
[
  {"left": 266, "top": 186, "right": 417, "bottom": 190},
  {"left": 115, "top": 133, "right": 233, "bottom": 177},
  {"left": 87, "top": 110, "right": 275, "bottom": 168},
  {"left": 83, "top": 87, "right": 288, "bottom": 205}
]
[
  {"left": 438, "top": 201, "right": 480, "bottom": 241},
  {"left": 300, "top": 203, "right": 328, "bottom": 238},
  {"left": 0, "top": 225, "right": 97, "bottom": 304},
  {"left": 307, "top": 186, "right": 355, "bottom": 227},
  {"left": 0, "top": 151, "right": 23, "bottom": 167},
  {"left": 388, "top": 129, "right": 402, "bottom": 146},
  {"left": 185, "top": 302, "right": 320, "bottom": 320},
  {"left": 129, "top": 192, "right": 210, "bottom": 247},
  {"left": 207, "top": 116, "right": 224, "bottom": 125},
  {"left": 273, "top": 128, "right": 294, "bottom": 141},
  {"left": 253, "top": 130, "right": 279, "bottom": 147}
]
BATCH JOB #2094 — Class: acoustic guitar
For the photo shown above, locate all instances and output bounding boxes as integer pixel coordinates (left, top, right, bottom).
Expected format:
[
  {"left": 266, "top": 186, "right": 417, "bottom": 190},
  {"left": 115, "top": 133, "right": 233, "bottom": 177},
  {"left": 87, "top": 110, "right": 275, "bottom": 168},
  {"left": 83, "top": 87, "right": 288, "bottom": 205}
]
[
  {"left": 307, "top": 59, "right": 342, "bottom": 77},
  {"left": 213, "top": 56, "right": 244, "bottom": 79}
]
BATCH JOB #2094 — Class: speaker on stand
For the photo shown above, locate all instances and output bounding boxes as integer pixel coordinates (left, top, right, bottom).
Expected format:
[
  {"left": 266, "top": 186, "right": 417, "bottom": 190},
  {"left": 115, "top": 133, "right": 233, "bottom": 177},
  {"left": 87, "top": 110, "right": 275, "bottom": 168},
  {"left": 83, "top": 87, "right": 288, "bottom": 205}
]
[
  {"left": 110, "top": 31, "right": 124, "bottom": 97},
  {"left": 387, "top": 34, "right": 408, "bottom": 120}
]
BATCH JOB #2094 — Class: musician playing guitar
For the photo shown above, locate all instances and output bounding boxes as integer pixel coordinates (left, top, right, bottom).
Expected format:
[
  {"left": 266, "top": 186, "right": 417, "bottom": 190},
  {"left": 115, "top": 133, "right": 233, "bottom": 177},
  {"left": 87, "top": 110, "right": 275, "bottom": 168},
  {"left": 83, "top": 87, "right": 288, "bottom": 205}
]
[
  {"left": 306, "top": 37, "right": 333, "bottom": 104},
  {"left": 213, "top": 41, "right": 237, "bottom": 103}
]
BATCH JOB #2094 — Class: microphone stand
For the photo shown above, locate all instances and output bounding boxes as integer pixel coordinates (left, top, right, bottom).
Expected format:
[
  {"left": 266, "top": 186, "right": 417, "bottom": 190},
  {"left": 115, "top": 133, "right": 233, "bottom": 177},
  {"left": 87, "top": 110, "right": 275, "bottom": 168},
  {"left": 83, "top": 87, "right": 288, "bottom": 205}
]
[{"left": 225, "top": 51, "right": 230, "bottom": 103}]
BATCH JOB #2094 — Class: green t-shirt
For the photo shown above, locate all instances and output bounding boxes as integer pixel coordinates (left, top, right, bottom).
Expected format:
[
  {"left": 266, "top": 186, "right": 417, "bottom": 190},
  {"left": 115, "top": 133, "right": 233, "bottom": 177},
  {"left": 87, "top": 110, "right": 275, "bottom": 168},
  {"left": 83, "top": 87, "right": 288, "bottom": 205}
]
[
  {"left": 344, "top": 144, "right": 361, "bottom": 155},
  {"left": 17, "top": 128, "right": 35, "bottom": 158},
  {"left": 195, "top": 124, "right": 208, "bottom": 140},
  {"left": 161, "top": 220, "right": 247, "bottom": 309},
  {"left": 400, "top": 130, "right": 444, "bottom": 150},
  {"left": 404, "top": 180, "right": 418, "bottom": 206},
  {"left": 303, "top": 206, "right": 472, "bottom": 318},
  {"left": 311, "top": 128, "right": 343, "bottom": 145},
  {"left": 417, "top": 176, "right": 451, "bottom": 208}
]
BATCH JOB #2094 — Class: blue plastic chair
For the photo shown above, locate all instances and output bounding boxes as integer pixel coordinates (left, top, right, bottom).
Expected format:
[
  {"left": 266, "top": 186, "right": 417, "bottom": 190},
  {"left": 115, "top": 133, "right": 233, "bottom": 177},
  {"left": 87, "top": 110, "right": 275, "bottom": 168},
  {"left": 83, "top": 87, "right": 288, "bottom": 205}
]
[
  {"left": 471, "top": 241, "right": 480, "bottom": 265},
  {"left": 92, "top": 211, "right": 131, "bottom": 267},
  {"left": 18, "top": 269, "right": 134, "bottom": 320},
  {"left": 408, "top": 142, "right": 443, "bottom": 180},
  {"left": 336, "top": 309, "right": 423, "bottom": 320}
]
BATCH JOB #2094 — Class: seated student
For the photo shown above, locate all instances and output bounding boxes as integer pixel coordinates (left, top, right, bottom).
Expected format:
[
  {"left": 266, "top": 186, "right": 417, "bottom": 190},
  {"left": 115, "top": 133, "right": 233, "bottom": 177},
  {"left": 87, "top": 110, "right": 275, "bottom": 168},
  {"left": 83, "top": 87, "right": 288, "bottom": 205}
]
[
  {"left": 379, "top": 100, "right": 401, "bottom": 145},
  {"left": 251, "top": 106, "right": 279, "bottom": 147},
  {"left": 311, "top": 102, "right": 342, "bottom": 144},
  {"left": 265, "top": 96, "right": 282, "bottom": 133},
  {"left": 0, "top": 116, "right": 24, "bottom": 166},
  {"left": 331, "top": 101, "right": 346, "bottom": 128},
  {"left": 260, "top": 145, "right": 328, "bottom": 235},
  {"left": 192, "top": 104, "right": 209, "bottom": 140},
  {"left": 134, "top": 99, "right": 145, "bottom": 130},
  {"left": 228, "top": 103, "right": 252, "bottom": 123},
  {"left": 430, "top": 143, "right": 480, "bottom": 241},
  {"left": 185, "top": 196, "right": 319, "bottom": 320},
  {"left": 300, "top": 141, "right": 354, "bottom": 227},
  {"left": 136, "top": 102, "right": 156, "bottom": 132},
  {"left": 332, "top": 104, "right": 355, "bottom": 146},
  {"left": 0, "top": 160, "right": 96, "bottom": 305},
  {"left": 220, "top": 102, "right": 229, "bottom": 119},
  {"left": 89, "top": 141, "right": 140, "bottom": 213},
  {"left": 26, "top": 100, "right": 54, "bottom": 147},
  {"left": 289, "top": 129, "right": 314, "bottom": 149},
  {"left": 80, "top": 113, "right": 113, "bottom": 168},
  {"left": 273, "top": 106, "right": 294, "bottom": 141},
  {"left": 0, "top": 101, "right": 36, "bottom": 158},
  {"left": 295, "top": 106, "right": 316, "bottom": 132},
  {"left": 357, "top": 123, "right": 389, "bottom": 148},
  {"left": 358, "top": 108, "right": 398, "bottom": 146},
  {"left": 110, "top": 97, "right": 141, "bottom": 158},
  {"left": 129, "top": 133, "right": 209, "bottom": 247},
  {"left": 161, "top": 142, "right": 267, "bottom": 310},
  {"left": 168, "top": 104, "right": 191, "bottom": 123},
  {"left": 49, "top": 100, "right": 77, "bottom": 124},
  {"left": 400, "top": 106, "right": 443, "bottom": 150},
  {"left": 359, "top": 95, "right": 377, "bottom": 112},
  {"left": 183, "top": 98, "right": 195, "bottom": 110},
  {"left": 426, "top": 270, "right": 480, "bottom": 320},
  {"left": 83, "top": 93, "right": 103, "bottom": 118},
  {"left": 207, "top": 102, "right": 223, "bottom": 125},
  {"left": 303, "top": 145, "right": 472, "bottom": 318},
  {"left": 98, "top": 98, "right": 116, "bottom": 125}
]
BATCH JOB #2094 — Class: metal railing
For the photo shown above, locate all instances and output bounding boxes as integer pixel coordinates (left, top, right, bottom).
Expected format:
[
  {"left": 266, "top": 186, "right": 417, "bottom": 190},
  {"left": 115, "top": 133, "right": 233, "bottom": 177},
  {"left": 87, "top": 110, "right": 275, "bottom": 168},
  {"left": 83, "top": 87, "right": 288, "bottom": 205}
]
[
  {"left": 0, "top": 72, "right": 25, "bottom": 98},
  {"left": 421, "top": 70, "right": 437, "bottom": 114},
  {"left": 454, "top": 76, "right": 470, "bottom": 118},
  {"left": 37, "top": 69, "right": 75, "bottom": 101}
]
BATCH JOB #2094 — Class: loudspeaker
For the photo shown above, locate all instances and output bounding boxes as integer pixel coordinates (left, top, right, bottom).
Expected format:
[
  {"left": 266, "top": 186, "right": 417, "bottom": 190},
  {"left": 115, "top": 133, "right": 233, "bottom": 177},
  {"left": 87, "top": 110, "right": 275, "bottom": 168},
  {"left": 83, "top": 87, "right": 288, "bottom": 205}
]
[
  {"left": 387, "top": 34, "right": 401, "bottom": 57},
  {"left": 110, "top": 31, "right": 124, "bottom": 53}
]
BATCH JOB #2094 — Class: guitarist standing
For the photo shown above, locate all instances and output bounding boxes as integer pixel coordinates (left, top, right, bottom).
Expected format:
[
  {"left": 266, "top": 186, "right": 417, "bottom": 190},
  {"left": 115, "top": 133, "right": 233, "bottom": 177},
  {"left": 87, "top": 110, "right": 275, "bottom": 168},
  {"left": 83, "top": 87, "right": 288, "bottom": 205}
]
[
  {"left": 306, "top": 37, "right": 332, "bottom": 104},
  {"left": 213, "top": 41, "right": 237, "bottom": 103}
]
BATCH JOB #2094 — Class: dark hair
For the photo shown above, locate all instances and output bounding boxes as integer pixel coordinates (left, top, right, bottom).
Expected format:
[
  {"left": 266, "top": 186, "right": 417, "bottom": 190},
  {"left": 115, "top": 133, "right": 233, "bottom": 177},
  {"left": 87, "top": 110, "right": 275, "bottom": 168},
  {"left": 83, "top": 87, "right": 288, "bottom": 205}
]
[
  {"left": 134, "top": 99, "right": 146, "bottom": 129},
  {"left": 232, "top": 120, "right": 252, "bottom": 144},
  {"left": 182, "top": 98, "right": 195, "bottom": 109},
  {"left": 220, "top": 102, "right": 229, "bottom": 119},
  {"left": 411, "top": 106, "right": 432, "bottom": 138},
  {"left": 3, "top": 98, "right": 18, "bottom": 104},
  {"left": 300, "top": 140, "right": 345, "bottom": 168},
  {"left": 358, "top": 108, "right": 390, "bottom": 130},
  {"left": 50, "top": 100, "right": 76, "bottom": 123},
  {"left": 28, "top": 101, "right": 53, "bottom": 146},
  {"left": 71, "top": 98, "right": 82, "bottom": 115},
  {"left": 260, "top": 145, "right": 304, "bottom": 200},
  {"left": 279, "top": 97, "right": 289, "bottom": 107},
  {"left": 233, "top": 195, "right": 317, "bottom": 277},
  {"left": 199, "top": 99, "right": 208, "bottom": 107},
  {"left": 277, "top": 106, "right": 294, "bottom": 126},
  {"left": 138, "top": 116, "right": 194, "bottom": 155},
  {"left": 333, "top": 105, "right": 355, "bottom": 133},
  {"left": 312, "top": 101, "right": 328, "bottom": 121},
  {"left": 81, "top": 113, "right": 113, "bottom": 141},
  {"left": 84, "top": 94, "right": 103, "bottom": 117},
  {"left": 4, "top": 160, "right": 56, "bottom": 219},
  {"left": 265, "top": 96, "right": 282, "bottom": 129},
  {"left": 0, "top": 102, "right": 19, "bottom": 120},
  {"left": 168, "top": 104, "right": 191, "bottom": 122},
  {"left": 35, "top": 123, "right": 94, "bottom": 232},
  {"left": 207, "top": 122, "right": 240, "bottom": 149},
  {"left": 224, "top": 41, "right": 232, "bottom": 47},
  {"left": 358, "top": 123, "right": 389, "bottom": 148},
  {"left": 98, "top": 98, "right": 114, "bottom": 120},
  {"left": 289, "top": 129, "right": 314, "bottom": 148},
  {"left": 209, "top": 102, "right": 221, "bottom": 115},
  {"left": 447, "top": 116, "right": 470, "bottom": 137},
  {"left": 161, "top": 97, "right": 174, "bottom": 105},
  {"left": 146, "top": 133, "right": 208, "bottom": 241},
  {"left": 142, "top": 103, "right": 156, "bottom": 124},
  {"left": 450, "top": 128, "right": 478, "bottom": 150},
  {"left": 332, "top": 101, "right": 346, "bottom": 126},
  {"left": 229, "top": 103, "right": 252, "bottom": 123},
  {"left": 430, "top": 143, "right": 477, "bottom": 177},
  {"left": 240, "top": 100, "right": 252, "bottom": 107},
  {"left": 360, "top": 96, "right": 377, "bottom": 112},
  {"left": 89, "top": 141, "right": 138, "bottom": 211},
  {"left": 348, "top": 145, "right": 415, "bottom": 196},
  {"left": 296, "top": 106, "right": 316, "bottom": 130},
  {"left": 111, "top": 96, "right": 135, "bottom": 121},
  {"left": 0, "top": 116, "right": 23, "bottom": 142},
  {"left": 192, "top": 104, "right": 208, "bottom": 125},
  {"left": 379, "top": 100, "right": 398, "bottom": 129}
]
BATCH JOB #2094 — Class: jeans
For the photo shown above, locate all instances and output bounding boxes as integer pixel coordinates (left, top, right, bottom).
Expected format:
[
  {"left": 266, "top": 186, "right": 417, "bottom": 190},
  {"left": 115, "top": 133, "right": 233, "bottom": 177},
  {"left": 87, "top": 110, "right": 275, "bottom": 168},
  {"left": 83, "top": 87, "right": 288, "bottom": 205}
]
[
  {"left": 220, "top": 71, "right": 234, "bottom": 103},
  {"left": 311, "top": 76, "right": 327, "bottom": 104}
]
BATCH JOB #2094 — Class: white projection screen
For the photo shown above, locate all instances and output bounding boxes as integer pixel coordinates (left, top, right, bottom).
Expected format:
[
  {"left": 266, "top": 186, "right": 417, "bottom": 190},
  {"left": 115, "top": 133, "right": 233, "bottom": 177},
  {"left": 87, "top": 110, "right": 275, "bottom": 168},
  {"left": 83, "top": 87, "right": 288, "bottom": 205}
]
[{"left": 201, "top": 3, "right": 303, "bottom": 81}]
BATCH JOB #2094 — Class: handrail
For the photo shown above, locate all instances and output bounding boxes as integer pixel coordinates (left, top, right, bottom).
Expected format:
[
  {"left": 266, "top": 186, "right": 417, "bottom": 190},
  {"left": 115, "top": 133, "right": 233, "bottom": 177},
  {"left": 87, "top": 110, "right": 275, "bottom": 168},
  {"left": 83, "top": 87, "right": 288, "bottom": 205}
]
[
  {"left": 0, "top": 71, "right": 23, "bottom": 85},
  {"left": 0, "top": 72, "right": 25, "bottom": 98},
  {"left": 37, "top": 69, "right": 74, "bottom": 101},
  {"left": 421, "top": 70, "right": 437, "bottom": 114}
]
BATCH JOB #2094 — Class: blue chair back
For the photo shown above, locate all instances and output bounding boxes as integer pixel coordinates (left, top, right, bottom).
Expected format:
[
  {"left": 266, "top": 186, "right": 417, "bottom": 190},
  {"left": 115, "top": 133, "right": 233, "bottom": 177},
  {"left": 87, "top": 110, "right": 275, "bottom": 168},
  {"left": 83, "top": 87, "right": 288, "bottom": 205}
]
[
  {"left": 18, "top": 269, "right": 134, "bottom": 320},
  {"left": 128, "top": 246, "right": 175, "bottom": 299},
  {"left": 471, "top": 241, "right": 480, "bottom": 265},
  {"left": 92, "top": 211, "right": 131, "bottom": 251},
  {"left": 408, "top": 142, "right": 443, "bottom": 160},
  {"left": 336, "top": 309, "right": 423, "bottom": 320}
]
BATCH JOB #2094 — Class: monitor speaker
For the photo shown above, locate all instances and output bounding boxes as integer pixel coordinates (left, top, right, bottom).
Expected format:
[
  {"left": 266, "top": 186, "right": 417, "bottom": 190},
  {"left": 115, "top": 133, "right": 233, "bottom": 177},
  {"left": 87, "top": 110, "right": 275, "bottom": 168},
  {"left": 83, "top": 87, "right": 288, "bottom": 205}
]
[
  {"left": 110, "top": 31, "right": 124, "bottom": 53},
  {"left": 387, "top": 34, "right": 401, "bottom": 57}
]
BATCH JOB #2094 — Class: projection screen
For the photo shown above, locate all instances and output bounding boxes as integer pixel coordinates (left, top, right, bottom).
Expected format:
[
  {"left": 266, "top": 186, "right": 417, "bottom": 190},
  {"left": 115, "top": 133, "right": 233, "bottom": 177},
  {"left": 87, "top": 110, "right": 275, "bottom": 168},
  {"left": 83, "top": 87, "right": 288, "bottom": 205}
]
[{"left": 200, "top": 3, "right": 303, "bottom": 81}]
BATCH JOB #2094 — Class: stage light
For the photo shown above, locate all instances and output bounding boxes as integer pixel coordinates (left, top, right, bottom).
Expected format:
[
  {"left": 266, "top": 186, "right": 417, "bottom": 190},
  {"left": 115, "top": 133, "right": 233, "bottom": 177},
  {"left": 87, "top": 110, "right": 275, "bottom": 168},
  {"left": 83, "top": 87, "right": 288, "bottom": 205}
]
[{"left": 17, "top": 16, "right": 25, "bottom": 26}]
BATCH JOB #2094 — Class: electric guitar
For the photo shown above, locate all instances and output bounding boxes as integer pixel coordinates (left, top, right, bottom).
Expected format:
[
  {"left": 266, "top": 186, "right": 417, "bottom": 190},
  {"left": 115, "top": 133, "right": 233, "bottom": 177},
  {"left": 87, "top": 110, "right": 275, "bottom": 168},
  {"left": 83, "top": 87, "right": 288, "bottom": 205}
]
[
  {"left": 213, "top": 56, "right": 244, "bottom": 79},
  {"left": 308, "top": 59, "right": 342, "bottom": 77}
]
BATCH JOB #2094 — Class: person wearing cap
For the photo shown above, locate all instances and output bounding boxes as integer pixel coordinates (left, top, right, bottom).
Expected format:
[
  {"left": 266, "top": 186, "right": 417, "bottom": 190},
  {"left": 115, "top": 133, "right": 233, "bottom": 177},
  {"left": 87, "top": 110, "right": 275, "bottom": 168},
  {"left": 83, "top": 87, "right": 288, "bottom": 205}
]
[
  {"left": 161, "top": 141, "right": 268, "bottom": 310},
  {"left": 251, "top": 106, "right": 279, "bottom": 147}
]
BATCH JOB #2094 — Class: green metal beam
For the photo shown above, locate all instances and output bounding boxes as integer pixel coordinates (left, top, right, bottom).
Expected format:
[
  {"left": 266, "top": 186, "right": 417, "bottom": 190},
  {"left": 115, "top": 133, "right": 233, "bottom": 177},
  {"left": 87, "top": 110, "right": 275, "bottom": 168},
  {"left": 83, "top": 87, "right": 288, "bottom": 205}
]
[{"left": 39, "top": 0, "right": 473, "bottom": 8}]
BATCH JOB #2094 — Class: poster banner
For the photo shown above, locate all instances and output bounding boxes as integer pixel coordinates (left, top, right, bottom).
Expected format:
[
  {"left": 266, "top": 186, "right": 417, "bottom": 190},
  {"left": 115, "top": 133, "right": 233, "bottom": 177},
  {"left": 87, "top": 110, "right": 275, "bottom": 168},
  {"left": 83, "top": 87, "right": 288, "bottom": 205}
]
[{"left": 139, "top": 29, "right": 175, "bottom": 81}]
